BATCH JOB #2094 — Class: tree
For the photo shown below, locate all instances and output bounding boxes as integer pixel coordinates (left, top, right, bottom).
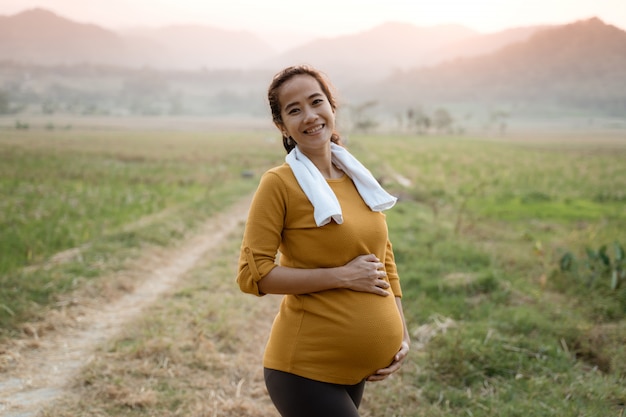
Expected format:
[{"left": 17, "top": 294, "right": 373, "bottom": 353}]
[
  {"left": 0, "top": 91, "right": 11, "bottom": 115},
  {"left": 487, "top": 110, "right": 509, "bottom": 136},
  {"left": 432, "top": 108, "right": 454, "bottom": 134},
  {"left": 408, "top": 106, "right": 431, "bottom": 135},
  {"left": 350, "top": 100, "right": 379, "bottom": 133}
]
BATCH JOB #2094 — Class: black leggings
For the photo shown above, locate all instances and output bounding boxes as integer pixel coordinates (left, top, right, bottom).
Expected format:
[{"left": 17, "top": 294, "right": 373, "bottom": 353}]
[{"left": 264, "top": 368, "right": 366, "bottom": 417}]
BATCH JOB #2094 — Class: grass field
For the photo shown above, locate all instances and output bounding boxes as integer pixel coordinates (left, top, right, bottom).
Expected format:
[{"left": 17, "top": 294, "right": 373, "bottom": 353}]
[
  {"left": 356, "top": 133, "right": 626, "bottom": 416},
  {"left": 2, "top": 122, "right": 625, "bottom": 416},
  {"left": 0, "top": 125, "right": 282, "bottom": 334}
]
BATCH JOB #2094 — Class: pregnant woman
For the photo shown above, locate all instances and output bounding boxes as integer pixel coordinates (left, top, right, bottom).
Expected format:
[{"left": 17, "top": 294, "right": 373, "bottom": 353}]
[{"left": 236, "top": 65, "right": 410, "bottom": 417}]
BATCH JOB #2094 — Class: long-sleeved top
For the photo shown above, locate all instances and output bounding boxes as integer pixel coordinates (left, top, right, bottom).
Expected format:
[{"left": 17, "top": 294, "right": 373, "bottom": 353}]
[{"left": 237, "top": 163, "right": 404, "bottom": 385}]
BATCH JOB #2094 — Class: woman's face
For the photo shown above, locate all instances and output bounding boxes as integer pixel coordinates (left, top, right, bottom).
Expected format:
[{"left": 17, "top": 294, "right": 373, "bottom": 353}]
[{"left": 277, "top": 74, "right": 335, "bottom": 154}]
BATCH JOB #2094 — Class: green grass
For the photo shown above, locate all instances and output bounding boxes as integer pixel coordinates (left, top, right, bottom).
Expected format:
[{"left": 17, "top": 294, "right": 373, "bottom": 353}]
[
  {"left": 0, "top": 127, "right": 282, "bottom": 334},
  {"left": 5, "top": 128, "right": 626, "bottom": 415},
  {"left": 351, "top": 134, "right": 626, "bottom": 416}
]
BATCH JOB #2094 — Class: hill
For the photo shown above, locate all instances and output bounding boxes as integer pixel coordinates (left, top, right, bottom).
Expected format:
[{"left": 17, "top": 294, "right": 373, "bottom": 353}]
[
  {"left": 122, "top": 25, "right": 275, "bottom": 70},
  {"left": 428, "top": 25, "right": 548, "bottom": 65},
  {"left": 266, "top": 23, "right": 552, "bottom": 86},
  {"left": 0, "top": 8, "right": 275, "bottom": 70},
  {"left": 374, "top": 17, "right": 626, "bottom": 117},
  {"left": 0, "top": 8, "right": 128, "bottom": 66},
  {"left": 264, "top": 22, "right": 478, "bottom": 83},
  {"left": 1, "top": 10, "right": 625, "bottom": 121},
  {"left": 0, "top": 7, "right": 554, "bottom": 81}
]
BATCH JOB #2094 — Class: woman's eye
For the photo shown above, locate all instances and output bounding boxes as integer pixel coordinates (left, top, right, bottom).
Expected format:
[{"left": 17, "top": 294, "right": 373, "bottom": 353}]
[
  {"left": 288, "top": 108, "right": 300, "bottom": 115},
  {"left": 312, "top": 99, "right": 323, "bottom": 105}
]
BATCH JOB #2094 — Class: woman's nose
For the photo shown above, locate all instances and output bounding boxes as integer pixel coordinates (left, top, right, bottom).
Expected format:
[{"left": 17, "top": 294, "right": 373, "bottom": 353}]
[{"left": 303, "top": 106, "right": 317, "bottom": 122}]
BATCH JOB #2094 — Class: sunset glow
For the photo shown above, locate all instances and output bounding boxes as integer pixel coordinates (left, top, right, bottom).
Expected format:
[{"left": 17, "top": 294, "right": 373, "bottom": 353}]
[{"left": 1, "top": 0, "right": 625, "bottom": 48}]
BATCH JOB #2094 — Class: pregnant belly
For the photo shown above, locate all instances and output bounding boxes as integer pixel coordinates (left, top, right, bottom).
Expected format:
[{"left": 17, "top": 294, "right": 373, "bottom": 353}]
[{"left": 266, "top": 289, "right": 404, "bottom": 383}]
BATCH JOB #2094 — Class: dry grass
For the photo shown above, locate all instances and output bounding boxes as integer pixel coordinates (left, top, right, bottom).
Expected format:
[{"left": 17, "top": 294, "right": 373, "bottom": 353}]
[
  {"left": 0, "top": 243, "right": 175, "bottom": 373},
  {"left": 41, "top": 228, "right": 281, "bottom": 416},
  {"left": 38, "top": 224, "right": 425, "bottom": 417}
]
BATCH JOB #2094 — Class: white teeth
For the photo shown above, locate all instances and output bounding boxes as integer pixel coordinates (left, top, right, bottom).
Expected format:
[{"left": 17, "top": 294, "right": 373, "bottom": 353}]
[{"left": 305, "top": 125, "right": 323, "bottom": 134}]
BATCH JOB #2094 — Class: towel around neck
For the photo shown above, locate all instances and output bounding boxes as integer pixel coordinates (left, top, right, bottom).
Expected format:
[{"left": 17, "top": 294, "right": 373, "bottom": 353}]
[{"left": 285, "top": 143, "right": 397, "bottom": 227}]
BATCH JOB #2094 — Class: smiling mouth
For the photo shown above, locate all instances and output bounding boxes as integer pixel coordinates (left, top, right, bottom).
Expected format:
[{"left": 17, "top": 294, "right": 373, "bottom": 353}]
[{"left": 304, "top": 124, "right": 324, "bottom": 134}]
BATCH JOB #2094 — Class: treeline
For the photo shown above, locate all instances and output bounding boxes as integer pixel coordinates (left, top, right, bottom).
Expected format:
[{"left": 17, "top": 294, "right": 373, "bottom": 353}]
[
  {"left": 1, "top": 51, "right": 624, "bottom": 133},
  {"left": 0, "top": 61, "right": 270, "bottom": 117}
]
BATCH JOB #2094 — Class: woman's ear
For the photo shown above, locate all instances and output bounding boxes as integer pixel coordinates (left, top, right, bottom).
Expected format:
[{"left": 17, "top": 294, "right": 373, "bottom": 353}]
[{"left": 274, "top": 121, "right": 287, "bottom": 137}]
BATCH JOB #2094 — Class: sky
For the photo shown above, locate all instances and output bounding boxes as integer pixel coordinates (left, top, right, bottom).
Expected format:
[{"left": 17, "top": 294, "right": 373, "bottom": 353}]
[{"left": 2, "top": 0, "right": 626, "bottom": 50}]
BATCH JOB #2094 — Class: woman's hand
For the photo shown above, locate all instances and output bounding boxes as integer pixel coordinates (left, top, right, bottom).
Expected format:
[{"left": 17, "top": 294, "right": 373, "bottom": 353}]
[
  {"left": 366, "top": 340, "right": 410, "bottom": 382},
  {"left": 338, "top": 254, "right": 390, "bottom": 296},
  {"left": 257, "top": 253, "right": 390, "bottom": 296}
]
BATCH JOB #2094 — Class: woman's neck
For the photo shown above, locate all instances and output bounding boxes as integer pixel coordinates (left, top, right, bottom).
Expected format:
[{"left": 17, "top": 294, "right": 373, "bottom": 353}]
[{"left": 300, "top": 147, "right": 342, "bottom": 179}]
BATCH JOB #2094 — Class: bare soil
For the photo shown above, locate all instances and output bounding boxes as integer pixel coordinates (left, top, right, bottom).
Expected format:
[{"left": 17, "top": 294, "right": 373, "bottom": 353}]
[{"left": 0, "top": 194, "right": 255, "bottom": 416}]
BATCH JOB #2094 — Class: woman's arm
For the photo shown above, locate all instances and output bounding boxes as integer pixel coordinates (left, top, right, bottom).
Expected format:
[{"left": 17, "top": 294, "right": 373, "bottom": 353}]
[
  {"left": 239, "top": 170, "right": 395, "bottom": 297},
  {"left": 258, "top": 253, "right": 392, "bottom": 296}
]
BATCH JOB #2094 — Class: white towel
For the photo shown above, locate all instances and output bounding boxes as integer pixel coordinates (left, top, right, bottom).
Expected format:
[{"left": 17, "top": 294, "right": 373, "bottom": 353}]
[{"left": 285, "top": 142, "right": 397, "bottom": 227}]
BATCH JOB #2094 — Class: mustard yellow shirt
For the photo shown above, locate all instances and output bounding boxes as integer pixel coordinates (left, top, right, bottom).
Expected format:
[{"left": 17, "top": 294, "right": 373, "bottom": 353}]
[{"left": 237, "top": 163, "right": 404, "bottom": 385}]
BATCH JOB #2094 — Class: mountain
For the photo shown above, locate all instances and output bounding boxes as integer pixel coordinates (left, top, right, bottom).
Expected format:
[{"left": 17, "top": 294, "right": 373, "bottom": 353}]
[
  {"left": 0, "top": 8, "right": 275, "bottom": 70},
  {"left": 264, "top": 22, "right": 479, "bottom": 84},
  {"left": 426, "top": 25, "right": 548, "bottom": 65},
  {"left": 375, "top": 17, "right": 626, "bottom": 115},
  {"left": 0, "top": 7, "right": 586, "bottom": 80},
  {"left": 122, "top": 25, "right": 275, "bottom": 70},
  {"left": 1, "top": 10, "right": 624, "bottom": 119},
  {"left": 0, "top": 8, "right": 129, "bottom": 66}
]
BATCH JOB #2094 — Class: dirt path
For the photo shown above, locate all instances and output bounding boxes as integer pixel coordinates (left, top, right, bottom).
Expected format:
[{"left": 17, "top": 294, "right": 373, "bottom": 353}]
[{"left": 0, "top": 194, "right": 253, "bottom": 417}]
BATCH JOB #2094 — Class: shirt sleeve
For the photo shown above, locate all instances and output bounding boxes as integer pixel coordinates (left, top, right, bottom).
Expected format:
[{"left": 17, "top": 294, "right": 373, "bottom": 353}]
[
  {"left": 236, "top": 171, "right": 287, "bottom": 296},
  {"left": 384, "top": 238, "right": 403, "bottom": 297}
]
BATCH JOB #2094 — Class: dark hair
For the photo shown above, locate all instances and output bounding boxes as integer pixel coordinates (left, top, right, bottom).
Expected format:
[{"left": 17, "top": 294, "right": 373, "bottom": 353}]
[{"left": 268, "top": 65, "right": 344, "bottom": 153}]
